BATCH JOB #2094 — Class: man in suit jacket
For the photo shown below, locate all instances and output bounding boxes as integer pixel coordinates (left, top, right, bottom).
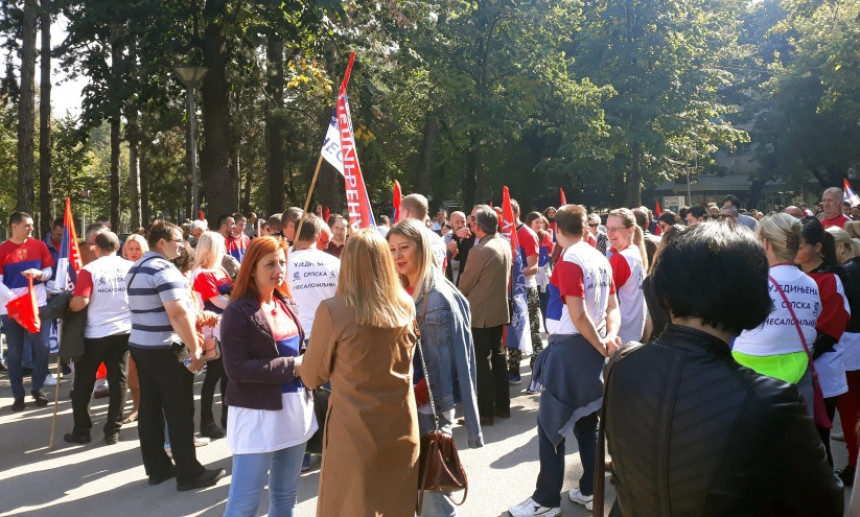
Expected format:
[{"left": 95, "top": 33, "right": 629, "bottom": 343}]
[{"left": 458, "top": 205, "right": 513, "bottom": 425}]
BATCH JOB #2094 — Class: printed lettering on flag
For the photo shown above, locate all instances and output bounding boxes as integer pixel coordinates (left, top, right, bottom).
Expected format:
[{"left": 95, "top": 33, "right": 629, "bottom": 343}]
[
  {"left": 502, "top": 186, "right": 533, "bottom": 355},
  {"left": 55, "top": 197, "right": 82, "bottom": 292},
  {"left": 321, "top": 111, "right": 344, "bottom": 175}
]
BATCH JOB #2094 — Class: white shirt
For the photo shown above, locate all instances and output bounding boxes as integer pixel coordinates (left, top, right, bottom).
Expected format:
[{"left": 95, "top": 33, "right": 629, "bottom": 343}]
[
  {"left": 609, "top": 246, "right": 647, "bottom": 343},
  {"left": 545, "top": 241, "right": 614, "bottom": 336},
  {"left": 78, "top": 255, "right": 132, "bottom": 339},
  {"left": 288, "top": 248, "right": 340, "bottom": 338},
  {"left": 734, "top": 265, "right": 821, "bottom": 356}
]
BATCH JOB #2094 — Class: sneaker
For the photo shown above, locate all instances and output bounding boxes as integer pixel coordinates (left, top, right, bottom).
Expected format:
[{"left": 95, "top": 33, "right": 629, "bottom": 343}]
[
  {"left": 508, "top": 497, "right": 560, "bottom": 517},
  {"left": 568, "top": 487, "right": 594, "bottom": 510},
  {"left": 194, "top": 434, "right": 210, "bottom": 447},
  {"left": 838, "top": 465, "right": 856, "bottom": 486},
  {"left": 32, "top": 390, "right": 49, "bottom": 407},
  {"left": 508, "top": 372, "right": 522, "bottom": 385},
  {"left": 832, "top": 430, "right": 845, "bottom": 442},
  {"left": 43, "top": 373, "right": 57, "bottom": 387},
  {"left": 11, "top": 397, "right": 25, "bottom": 412}
]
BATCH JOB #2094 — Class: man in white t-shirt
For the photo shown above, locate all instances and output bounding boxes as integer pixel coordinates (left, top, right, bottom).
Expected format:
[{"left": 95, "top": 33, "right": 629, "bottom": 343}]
[
  {"left": 401, "top": 193, "right": 447, "bottom": 270},
  {"left": 64, "top": 231, "right": 133, "bottom": 445},
  {"left": 288, "top": 214, "right": 340, "bottom": 341}
]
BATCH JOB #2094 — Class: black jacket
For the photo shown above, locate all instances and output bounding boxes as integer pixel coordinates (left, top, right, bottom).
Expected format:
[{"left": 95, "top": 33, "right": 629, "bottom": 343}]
[{"left": 605, "top": 325, "right": 843, "bottom": 517}]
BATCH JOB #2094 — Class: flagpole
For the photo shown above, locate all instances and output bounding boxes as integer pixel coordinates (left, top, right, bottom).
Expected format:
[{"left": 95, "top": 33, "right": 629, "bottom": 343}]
[
  {"left": 295, "top": 154, "right": 325, "bottom": 242},
  {"left": 48, "top": 322, "right": 63, "bottom": 451}
]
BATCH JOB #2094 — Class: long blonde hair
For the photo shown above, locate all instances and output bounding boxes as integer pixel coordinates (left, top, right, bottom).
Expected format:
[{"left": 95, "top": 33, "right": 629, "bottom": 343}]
[
  {"left": 608, "top": 208, "right": 648, "bottom": 270},
  {"left": 339, "top": 229, "right": 415, "bottom": 328},
  {"left": 194, "top": 231, "right": 226, "bottom": 270},
  {"left": 827, "top": 227, "right": 860, "bottom": 262},
  {"left": 387, "top": 219, "right": 436, "bottom": 301}
]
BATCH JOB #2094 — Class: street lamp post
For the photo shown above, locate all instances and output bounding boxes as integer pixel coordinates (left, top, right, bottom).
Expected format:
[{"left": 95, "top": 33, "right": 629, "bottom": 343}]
[{"left": 174, "top": 66, "right": 209, "bottom": 219}]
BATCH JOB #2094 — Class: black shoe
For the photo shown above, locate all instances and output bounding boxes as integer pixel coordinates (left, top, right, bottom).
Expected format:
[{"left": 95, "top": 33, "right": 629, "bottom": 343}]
[
  {"left": 61, "top": 362, "right": 72, "bottom": 375},
  {"left": 838, "top": 465, "right": 856, "bottom": 486},
  {"left": 64, "top": 432, "right": 92, "bottom": 444},
  {"left": 104, "top": 432, "right": 119, "bottom": 445},
  {"left": 494, "top": 407, "right": 511, "bottom": 419},
  {"left": 32, "top": 390, "right": 49, "bottom": 407},
  {"left": 200, "top": 421, "right": 225, "bottom": 440},
  {"left": 177, "top": 468, "right": 225, "bottom": 492},
  {"left": 22, "top": 367, "right": 33, "bottom": 376},
  {"left": 11, "top": 397, "right": 25, "bottom": 412},
  {"left": 0, "top": 362, "right": 7, "bottom": 372},
  {"left": 148, "top": 468, "right": 176, "bottom": 486}
]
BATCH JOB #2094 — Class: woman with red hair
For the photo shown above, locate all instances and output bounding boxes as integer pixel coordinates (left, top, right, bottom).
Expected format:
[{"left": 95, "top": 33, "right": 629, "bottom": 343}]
[{"left": 220, "top": 236, "right": 317, "bottom": 516}]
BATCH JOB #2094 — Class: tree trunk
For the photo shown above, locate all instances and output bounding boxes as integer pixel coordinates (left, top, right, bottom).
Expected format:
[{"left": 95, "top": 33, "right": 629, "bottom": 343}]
[
  {"left": 109, "top": 25, "right": 122, "bottom": 230},
  {"left": 416, "top": 110, "right": 438, "bottom": 195},
  {"left": 200, "top": 0, "right": 236, "bottom": 223},
  {"left": 140, "top": 153, "right": 150, "bottom": 226},
  {"left": 464, "top": 134, "right": 482, "bottom": 210},
  {"left": 38, "top": 0, "right": 51, "bottom": 234},
  {"left": 127, "top": 113, "right": 141, "bottom": 229},
  {"left": 625, "top": 142, "right": 642, "bottom": 207},
  {"left": 17, "top": 0, "right": 37, "bottom": 213},
  {"left": 265, "top": 35, "right": 286, "bottom": 215}
]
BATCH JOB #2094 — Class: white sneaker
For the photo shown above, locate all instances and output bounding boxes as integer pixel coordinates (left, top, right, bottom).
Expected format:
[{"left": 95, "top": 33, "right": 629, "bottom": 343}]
[
  {"left": 508, "top": 497, "right": 560, "bottom": 517},
  {"left": 43, "top": 373, "right": 57, "bottom": 386},
  {"left": 568, "top": 488, "right": 594, "bottom": 510}
]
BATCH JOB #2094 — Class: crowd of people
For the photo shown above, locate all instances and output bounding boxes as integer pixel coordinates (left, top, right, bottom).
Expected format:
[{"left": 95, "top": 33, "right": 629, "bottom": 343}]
[{"left": 1, "top": 188, "right": 859, "bottom": 516}]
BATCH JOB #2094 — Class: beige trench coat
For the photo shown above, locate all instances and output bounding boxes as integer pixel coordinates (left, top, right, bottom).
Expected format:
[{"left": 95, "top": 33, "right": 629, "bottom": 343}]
[{"left": 303, "top": 296, "right": 420, "bottom": 517}]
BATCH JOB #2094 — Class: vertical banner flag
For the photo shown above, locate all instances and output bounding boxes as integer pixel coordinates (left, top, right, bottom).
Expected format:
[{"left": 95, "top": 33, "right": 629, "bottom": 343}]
[
  {"left": 844, "top": 179, "right": 860, "bottom": 207},
  {"left": 559, "top": 188, "right": 567, "bottom": 206},
  {"left": 320, "top": 51, "right": 376, "bottom": 230},
  {"left": 393, "top": 180, "right": 402, "bottom": 222},
  {"left": 55, "top": 197, "right": 82, "bottom": 292},
  {"left": 654, "top": 200, "right": 663, "bottom": 236},
  {"left": 501, "top": 186, "right": 533, "bottom": 355}
]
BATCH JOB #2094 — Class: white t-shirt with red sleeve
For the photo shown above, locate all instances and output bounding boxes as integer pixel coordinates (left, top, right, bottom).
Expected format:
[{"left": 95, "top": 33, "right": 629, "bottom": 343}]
[
  {"left": 545, "top": 241, "right": 615, "bottom": 336},
  {"left": 516, "top": 224, "right": 540, "bottom": 289},
  {"left": 73, "top": 255, "right": 132, "bottom": 339},
  {"left": 608, "top": 245, "right": 647, "bottom": 343}
]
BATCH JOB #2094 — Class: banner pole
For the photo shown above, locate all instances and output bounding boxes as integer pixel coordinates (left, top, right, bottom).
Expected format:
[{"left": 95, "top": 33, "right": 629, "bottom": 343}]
[
  {"left": 295, "top": 154, "right": 324, "bottom": 242},
  {"left": 48, "top": 322, "right": 63, "bottom": 451}
]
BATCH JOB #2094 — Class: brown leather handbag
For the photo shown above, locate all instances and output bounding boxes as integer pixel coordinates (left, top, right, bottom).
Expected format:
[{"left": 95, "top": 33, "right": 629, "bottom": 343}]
[{"left": 415, "top": 295, "right": 468, "bottom": 514}]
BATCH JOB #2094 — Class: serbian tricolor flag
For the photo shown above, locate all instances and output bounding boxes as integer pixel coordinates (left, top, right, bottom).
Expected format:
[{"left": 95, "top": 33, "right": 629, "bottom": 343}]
[
  {"left": 6, "top": 275, "right": 40, "bottom": 333},
  {"left": 559, "top": 188, "right": 567, "bottom": 206},
  {"left": 654, "top": 200, "right": 663, "bottom": 236},
  {"left": 844, "top": 179, "right": 860, "bottom": 208},
  {"left": 55, "top": 197, "right": 82, "bottom": 292},
  {"left": 393, "top": 180, "right": 402, "bottom": 222},
  {"left": 501, "top": 186, "right": 533, "bottom": 355},
  {"left": 320, "top": 51, "right": 375, "bottom": 231}
]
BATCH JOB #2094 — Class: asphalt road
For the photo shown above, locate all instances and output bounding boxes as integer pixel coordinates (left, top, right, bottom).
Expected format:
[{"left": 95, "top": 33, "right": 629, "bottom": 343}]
[{"left": 0, "top": 359, "right": 851, "bottom": 517}]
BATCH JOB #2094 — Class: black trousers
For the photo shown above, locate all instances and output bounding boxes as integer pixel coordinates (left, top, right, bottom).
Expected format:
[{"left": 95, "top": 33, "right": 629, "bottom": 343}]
[
  {"left": 200, "top": 356, "right": 226, "bottom": 427},
  {"left": 473, "top": 325, "right": 509, "bottom": 417},
  {"left": 130, "top": 346, "right": 204, "bottom": 484},
  {"left": 72, "top": 333, "right": 129, "bottom": 436}
]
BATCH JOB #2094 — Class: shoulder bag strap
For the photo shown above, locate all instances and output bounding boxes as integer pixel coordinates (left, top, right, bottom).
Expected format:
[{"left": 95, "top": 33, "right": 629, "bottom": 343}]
[
  {"left": 127, "top": 256, "right": 159, "bottom": 289},
  {"left": 768, "top": 275, "right": 817, "bottom": 373},
  {"left": 414, "top": 292, "right": 437, "bottom": 429}
]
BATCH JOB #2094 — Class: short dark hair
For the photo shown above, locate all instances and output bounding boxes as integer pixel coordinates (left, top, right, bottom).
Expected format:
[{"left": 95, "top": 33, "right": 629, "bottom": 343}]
[
  {"left": 94, "top": 231, "right": 120, "bottom": 252},
  {"left": 147, "top": 221, "right": 181, "bottom": 250},
  {"left": 266, "top": 213, "right": 283, "bottom": 233},
  {"left": 800, "top": 217, "right": 838, "bottom": 266},
  {"left": 9, "top": 212, "right": 32, "bottom": 226},
  {"left": 723, "top": 194, "right": 742, "bottom": 208},
  {"left": 378, "top": 214, "right": 391, "bottom": 225},
  {"left": 632, "top": 207, "right": 649, "bottom": 230},
  {"left": 474, "top": 207, "right": 498, "bottom": 235},
  {"left": 233, "top": 213, "right": 247, "bottom": 223},
  {"left": 296, "top": 213, "right": 322, "bottom": 242},
  {"left": 556, "top": 204, "right": 587, "bottom": 237},
  {"left": 652, "top": 222, "right": 772, "bottom": 335},
  {"left": 217, "top": 214, "right": 234, "bottom": 228},
  {"left": 510, "top": 199, "right": 521, "bottom": 215},
  {"left": 688, "top": 205, "right": 707, "bottom": 219},
  {"left": 658, "top": 211, "right": 679, "bottom": 225},
  {"left": 283, "top": 207, "right": 303, "bottom": 227},
  {"left": 52, "top": 218, "right": 64, "bottom": 229}
]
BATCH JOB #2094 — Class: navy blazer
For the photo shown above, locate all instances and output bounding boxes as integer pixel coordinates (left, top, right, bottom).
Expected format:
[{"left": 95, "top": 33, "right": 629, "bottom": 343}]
[{"left": 220, "top": 291, "right": 305, "bottom": 410}]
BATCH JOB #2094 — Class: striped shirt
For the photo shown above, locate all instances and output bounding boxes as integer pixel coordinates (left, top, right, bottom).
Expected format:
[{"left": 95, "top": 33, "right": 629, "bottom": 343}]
[{"left": 126, "top": 251, "right": 191, "bottom": 349}]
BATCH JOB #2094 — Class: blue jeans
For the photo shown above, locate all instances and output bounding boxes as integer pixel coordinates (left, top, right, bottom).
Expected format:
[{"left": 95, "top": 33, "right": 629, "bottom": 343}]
[
  {"left": 532, "top": 411, "right": 598, "bottom": 508},
  {"left": 224, "top": 442, "right": 306, "bottom": 517},
  {"left": 417, "top": 412, "right": 458, "bottom": 517},
  {"left": 1, "top": 314, "right": 50, "bottom": 399}
]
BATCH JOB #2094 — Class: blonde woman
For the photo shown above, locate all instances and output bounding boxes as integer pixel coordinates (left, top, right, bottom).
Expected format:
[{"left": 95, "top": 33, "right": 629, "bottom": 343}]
[
  {"left": 303, "top": 229, "right": 419, "bottom": 517},
  {"left": 606, "top": 208, "right": 648, "bottom": 343},
  {"left": 121, "top": 233, "right": 149, "bottom": 423},
  {"left": 191, "top": 231, "right": 232, "bottom": 439},
  {"left": 733, "top": 213, "right": 821, "bottom": 417}
]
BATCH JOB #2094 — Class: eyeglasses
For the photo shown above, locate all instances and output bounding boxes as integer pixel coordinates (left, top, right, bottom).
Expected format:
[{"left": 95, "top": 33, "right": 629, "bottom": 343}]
[
  {"left": 171, "top": 238, "right": 184, "bottom": 243},
  {"left": 606, "top": 227, "right": 627, "bottom": 233},
  {"left": 588, "top": 223, "right": 599, "bottom": 228}
]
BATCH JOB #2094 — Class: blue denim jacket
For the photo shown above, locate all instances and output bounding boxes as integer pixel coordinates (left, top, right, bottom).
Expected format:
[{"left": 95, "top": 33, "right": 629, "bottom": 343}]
[{"left": 416, "top": 272, "right": 484, "bottom": 448}]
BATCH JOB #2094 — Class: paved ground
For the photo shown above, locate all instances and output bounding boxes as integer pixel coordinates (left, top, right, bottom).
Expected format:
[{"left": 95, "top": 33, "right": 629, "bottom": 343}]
[{"left": 0, "top": 358, "right": 852, "bottom": 517}]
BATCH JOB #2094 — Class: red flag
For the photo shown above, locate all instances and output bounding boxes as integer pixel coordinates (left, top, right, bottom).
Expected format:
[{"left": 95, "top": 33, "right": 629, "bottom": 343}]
[
  {"left": 559, "top": 188, "right": 567, "bottom": 206},
  {"left": 501, "top": 187, "right": 519, "bottom": 260},
  {"left": 324, "top": 207, "right": 331, "bottom": 222},
  {"left": 393, "top": 180, "right": 402, "bottom": 222},
  {"left": 6, "top": 275, "right": 41, "bottom": 333},
  {"left": 335, "top": 51, "right": 376, "bottom": 230},
  {"left": 198, "top": 210, "right": 205, "bottom": 221},
  {"left": 655, "top": 200, "right": 662, "bottom": 216}
]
